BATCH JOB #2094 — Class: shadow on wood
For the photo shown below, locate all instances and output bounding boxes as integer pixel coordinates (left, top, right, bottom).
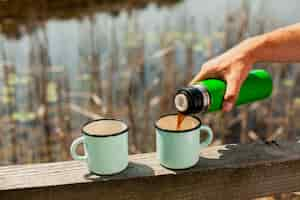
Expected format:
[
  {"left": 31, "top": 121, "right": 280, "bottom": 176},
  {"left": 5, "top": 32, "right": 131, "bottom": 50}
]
[{"left": 84, "top": 161, "right": 155, "bottom": 181}]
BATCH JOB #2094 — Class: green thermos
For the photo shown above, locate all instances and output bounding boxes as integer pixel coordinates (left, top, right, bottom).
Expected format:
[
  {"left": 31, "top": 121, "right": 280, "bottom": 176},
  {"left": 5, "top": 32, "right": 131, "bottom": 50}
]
[{"left": 174, "top": 69, "right": 273, "bottom": 114}]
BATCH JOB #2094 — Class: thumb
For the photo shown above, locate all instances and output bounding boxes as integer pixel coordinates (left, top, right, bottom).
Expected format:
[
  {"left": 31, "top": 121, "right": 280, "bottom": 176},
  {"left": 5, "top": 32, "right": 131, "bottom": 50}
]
[{"left": 222, "top": 79, "right": 241, "bottom": 112}]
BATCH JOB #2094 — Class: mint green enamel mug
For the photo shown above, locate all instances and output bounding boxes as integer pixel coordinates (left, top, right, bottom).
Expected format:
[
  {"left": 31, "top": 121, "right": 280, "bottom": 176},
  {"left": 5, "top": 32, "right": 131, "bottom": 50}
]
[
  {"left": 70, "top": 119, "right": 128, "bottom": 175},
  {"left": 156, "top": 114, "right": 213, "bottom": 169}
]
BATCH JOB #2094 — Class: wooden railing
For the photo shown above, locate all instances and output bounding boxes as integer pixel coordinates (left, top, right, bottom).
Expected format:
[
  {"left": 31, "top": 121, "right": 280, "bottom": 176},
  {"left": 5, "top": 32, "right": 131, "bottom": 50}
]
[{"left": 1, "top": 141, "right": 300, "bottom": 200}]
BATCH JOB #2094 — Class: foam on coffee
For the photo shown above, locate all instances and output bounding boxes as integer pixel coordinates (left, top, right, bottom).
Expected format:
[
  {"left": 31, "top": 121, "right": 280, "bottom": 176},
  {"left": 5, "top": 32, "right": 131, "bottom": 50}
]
[
  {"left": 83, "top": 120, "right": 127, "bottom": 136},
  {"left": 156, "top": 115, "right": 199, "bottom": 131}
]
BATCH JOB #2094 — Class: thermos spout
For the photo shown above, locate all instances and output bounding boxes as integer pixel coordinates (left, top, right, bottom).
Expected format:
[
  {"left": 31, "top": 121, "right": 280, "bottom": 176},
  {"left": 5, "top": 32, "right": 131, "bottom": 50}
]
[{"left": 174, "top": 94, "right": 189, "bottom": 112}]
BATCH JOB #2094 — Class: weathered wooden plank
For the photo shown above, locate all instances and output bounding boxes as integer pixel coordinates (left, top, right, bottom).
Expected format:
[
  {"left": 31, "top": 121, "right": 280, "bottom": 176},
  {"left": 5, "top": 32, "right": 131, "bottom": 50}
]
[{"left": 1, "top": 141, "right": 300, "bottom": 200}]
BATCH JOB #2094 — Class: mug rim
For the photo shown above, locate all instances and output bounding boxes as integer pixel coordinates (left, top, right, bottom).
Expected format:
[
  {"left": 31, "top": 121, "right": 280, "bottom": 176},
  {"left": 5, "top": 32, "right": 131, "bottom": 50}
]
[
  {"left": 155, "top": 113, "right": 202, "bottom": 133},
  {"left": 82, "top": 118, "right": 129, "bottom": 138}
]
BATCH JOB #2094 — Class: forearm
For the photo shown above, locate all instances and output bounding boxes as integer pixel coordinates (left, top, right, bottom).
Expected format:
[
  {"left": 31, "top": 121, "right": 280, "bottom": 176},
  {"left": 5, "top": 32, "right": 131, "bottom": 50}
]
[{"left": 246, "top": 23, "right": 300, "bottom": 63}]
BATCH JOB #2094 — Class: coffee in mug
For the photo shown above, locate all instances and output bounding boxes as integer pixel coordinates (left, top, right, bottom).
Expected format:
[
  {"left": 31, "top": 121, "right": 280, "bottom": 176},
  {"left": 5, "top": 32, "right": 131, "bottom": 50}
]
[{"left": 157, "top": 115, "right": 199, "bottom": 131}]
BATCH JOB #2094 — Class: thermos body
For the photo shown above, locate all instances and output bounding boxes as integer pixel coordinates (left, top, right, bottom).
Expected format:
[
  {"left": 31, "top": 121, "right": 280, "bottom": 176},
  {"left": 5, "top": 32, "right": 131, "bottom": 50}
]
[{"left": 174, "top": 69, "right": 273, "bottom": 114}]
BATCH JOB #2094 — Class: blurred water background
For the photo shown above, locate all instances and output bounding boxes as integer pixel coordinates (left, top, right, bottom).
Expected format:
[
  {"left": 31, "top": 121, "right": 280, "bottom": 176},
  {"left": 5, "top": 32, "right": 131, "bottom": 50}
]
[{"left": 1, "top": 0, "right": 300, "bottom": 166}]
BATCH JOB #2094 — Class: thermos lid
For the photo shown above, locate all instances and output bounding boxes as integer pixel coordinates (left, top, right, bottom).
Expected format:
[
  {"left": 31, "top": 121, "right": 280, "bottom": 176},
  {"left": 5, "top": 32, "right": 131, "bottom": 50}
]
[{"left": 174, "top": 86, "right": 207, "bottom": 114}]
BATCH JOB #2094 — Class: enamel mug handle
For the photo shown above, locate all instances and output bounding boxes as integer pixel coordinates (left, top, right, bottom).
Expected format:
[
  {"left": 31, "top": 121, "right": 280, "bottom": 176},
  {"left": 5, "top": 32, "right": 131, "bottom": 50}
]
[
  {"left": 199, "top": 125, "right": 213, "bottom": 148},
  {"left": 70, "top": 136, "right": 87, "bottom": 161}
]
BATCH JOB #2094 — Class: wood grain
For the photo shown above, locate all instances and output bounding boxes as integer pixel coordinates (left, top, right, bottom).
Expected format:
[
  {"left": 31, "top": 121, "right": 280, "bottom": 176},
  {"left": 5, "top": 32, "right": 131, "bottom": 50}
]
[{"left": 1, "top": 141, "right": 300, "bottom": 200}]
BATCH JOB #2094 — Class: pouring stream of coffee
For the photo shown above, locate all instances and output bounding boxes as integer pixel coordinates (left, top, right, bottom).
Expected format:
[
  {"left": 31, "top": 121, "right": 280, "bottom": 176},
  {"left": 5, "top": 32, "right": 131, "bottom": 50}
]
[{"left": 176, "top": 113, "right": 186, "bottom": 130}]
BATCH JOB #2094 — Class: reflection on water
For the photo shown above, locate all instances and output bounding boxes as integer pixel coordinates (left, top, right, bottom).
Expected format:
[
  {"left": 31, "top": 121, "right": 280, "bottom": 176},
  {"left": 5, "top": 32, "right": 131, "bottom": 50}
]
[{"left": 1, "top": 0, "right": 300, "bottom": 165}]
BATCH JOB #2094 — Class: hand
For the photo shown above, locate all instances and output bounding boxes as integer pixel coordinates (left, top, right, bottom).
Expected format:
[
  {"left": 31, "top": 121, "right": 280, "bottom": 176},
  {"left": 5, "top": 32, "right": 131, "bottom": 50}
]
[{"left": 190, "top": 39, "right": 257, "bottom": 112}]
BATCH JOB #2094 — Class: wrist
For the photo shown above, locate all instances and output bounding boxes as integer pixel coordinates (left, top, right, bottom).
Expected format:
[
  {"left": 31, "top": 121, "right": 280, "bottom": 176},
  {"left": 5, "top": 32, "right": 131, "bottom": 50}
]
[{"left": 243, "top": 35, "right": 270, "bottom": 63}]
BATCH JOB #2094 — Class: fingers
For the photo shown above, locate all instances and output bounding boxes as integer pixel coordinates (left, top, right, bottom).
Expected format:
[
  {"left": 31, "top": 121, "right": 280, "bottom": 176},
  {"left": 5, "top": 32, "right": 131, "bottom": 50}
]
[
  {"left": 191, "top": 59, "right": 251, "bottom": 112},
  {"left": 222, "top": 66, "right": 251, "bottom": 112},
  {"left": 222, "top": 78, "right": 241, "bottom": 112}
]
